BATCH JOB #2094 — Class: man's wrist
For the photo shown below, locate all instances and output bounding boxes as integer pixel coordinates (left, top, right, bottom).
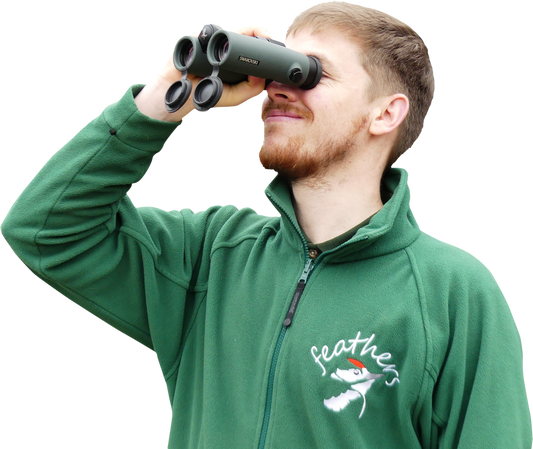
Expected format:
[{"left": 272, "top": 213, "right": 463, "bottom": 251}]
[{"left": 134, "top": 75, "right": 193, "bottom": 123}]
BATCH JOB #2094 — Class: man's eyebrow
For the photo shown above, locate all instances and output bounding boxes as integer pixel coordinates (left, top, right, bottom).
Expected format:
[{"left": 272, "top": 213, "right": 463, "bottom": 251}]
[{"left": 309, "top": 52, "right": 333, "bottom": 72}]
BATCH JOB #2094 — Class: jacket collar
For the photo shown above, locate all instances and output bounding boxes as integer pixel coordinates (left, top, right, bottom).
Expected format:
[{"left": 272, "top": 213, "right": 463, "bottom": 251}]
[{"left": 264, "top": 168, "right": 421, "bottom": 262}]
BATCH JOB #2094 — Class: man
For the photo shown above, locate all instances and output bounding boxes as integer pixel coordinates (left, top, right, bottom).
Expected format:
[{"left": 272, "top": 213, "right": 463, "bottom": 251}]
[{"left": 2, "top": 2, "right": 531, "bottom": 448}]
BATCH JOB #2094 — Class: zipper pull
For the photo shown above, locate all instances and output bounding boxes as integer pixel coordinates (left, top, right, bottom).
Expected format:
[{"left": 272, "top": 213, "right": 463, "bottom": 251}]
[{"left": 283, "top": 259, "right": 315, "bottom": 328}]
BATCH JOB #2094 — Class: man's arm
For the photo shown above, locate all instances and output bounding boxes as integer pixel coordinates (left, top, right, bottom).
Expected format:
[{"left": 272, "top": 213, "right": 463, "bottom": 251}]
[
  {"left": 2, "top": 85, "right": 179, "bottom": 348},
  {"left": 1, "top": 26, "right": 268, "bottom": 356},
  {"left": 413, "top": 244, "right": 532, "bottom": 448}
]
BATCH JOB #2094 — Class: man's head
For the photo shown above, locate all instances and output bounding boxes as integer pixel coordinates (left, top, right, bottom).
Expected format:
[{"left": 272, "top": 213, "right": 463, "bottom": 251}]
[{"left": 260, "top": 2, "right": 434, "bottom": 179}]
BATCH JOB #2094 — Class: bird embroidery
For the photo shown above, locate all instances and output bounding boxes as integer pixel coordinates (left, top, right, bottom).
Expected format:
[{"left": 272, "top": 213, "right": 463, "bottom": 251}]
[{"left": 323, "top": 358, "right": 384, "bottom": 418}]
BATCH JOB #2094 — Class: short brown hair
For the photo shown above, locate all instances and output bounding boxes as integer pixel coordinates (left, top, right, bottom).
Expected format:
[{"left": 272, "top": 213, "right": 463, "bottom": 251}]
[{"left": 288, "top": 2, "right": 435, "bottom": 165}]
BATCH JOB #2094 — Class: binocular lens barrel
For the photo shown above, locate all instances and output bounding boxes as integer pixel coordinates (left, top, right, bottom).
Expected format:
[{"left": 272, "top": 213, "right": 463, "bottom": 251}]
[
  {"left": 173, "top": 36, "right": 212, "bottom": 76},
  {"left": 207, "top": 30, "right": 322, "bottom": 90}
]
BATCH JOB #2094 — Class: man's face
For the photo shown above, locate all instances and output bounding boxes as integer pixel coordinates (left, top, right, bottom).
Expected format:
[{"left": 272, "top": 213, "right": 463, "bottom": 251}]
[{"left": 260, "top": 28, "right": 373, "bottom": 181}]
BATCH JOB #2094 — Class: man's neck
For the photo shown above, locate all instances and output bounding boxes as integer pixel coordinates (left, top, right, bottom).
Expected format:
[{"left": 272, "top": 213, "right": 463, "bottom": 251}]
[{"left": 291, "top": 158, "right": 385, "bottom": 245}]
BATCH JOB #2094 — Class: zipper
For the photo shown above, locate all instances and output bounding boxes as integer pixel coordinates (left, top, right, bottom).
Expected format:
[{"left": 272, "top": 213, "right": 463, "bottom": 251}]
[
  {"left": 282, "top": 258, "right": 314, "bottom": 327},
  {"left": 258, "top": 256, "right": 316, "bottom": 448},
  {"left": 258, "top": 190, "right": 372, "bottom": 448}
]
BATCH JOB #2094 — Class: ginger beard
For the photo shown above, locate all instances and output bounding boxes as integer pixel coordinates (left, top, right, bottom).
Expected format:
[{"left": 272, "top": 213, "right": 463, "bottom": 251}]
[{"left": 260, "top": 103, "right": 369, "bottom": 182}]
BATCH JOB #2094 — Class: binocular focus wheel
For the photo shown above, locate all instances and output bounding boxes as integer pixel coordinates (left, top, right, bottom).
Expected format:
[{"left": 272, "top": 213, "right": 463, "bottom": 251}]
[
  {"left": 165, "top": 79, "right": 193, "bottom": 113},
  {"left": 193, "top": 76, "right": 224, "bottom": 112}
]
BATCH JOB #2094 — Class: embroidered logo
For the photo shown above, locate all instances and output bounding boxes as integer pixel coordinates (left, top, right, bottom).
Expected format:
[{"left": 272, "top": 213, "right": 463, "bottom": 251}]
[
  {"left": 311, "top": 332, "right": 400, "bottom": 418},
  {"left": 324, "top": 358, "right": 383, "bottom": 417}
]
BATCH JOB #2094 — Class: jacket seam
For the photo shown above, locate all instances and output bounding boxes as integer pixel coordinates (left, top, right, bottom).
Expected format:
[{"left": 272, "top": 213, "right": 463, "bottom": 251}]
[
  {"left": 163, "top": 290, "right": 208, "bottom": 381},
  {"left": 210, "top": 233, "right": 264, "bottom": 257},
  {"left": 405, "top": 246, "right": 437, "bottom": 421},
  {"left": 119, "top": 225, "right": 192, "bottom": 290}
]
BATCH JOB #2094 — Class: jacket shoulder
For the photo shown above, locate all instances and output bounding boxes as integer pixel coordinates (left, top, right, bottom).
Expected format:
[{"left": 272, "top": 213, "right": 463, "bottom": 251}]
[
  {"left": 409, "top": 231, "right": 496, "bottom": 282},
  {"left": 406, "top": 231, "right": 506, "bottom": 329}
]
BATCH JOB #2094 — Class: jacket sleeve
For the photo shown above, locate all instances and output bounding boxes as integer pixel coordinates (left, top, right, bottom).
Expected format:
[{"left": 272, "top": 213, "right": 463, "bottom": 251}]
[
  {"left": 416, "top": 247, "right": 532, "bottom": 448},
  {"left": 1, "top": 86, "right": 230, "bottom": 371}
]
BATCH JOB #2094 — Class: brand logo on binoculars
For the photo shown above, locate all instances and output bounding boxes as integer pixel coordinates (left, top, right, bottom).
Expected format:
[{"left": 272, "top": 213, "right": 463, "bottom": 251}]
[{"left": 238, "top": 55, "right": 260, "bottom": 65}]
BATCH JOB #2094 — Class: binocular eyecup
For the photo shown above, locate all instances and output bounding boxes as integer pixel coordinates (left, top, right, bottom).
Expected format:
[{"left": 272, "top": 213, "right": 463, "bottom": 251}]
[{"left": 165, "top": 25, "right": 323, "bottom": 113}]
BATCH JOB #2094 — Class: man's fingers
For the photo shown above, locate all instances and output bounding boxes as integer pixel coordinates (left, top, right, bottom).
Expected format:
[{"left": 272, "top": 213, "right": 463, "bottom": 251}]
[{"left": 237, "top": 25, "right": 271, "bottom": 39}]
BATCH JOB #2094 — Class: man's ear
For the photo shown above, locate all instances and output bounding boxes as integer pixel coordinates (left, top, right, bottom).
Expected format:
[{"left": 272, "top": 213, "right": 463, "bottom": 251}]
[{"left": 369, "top": 94, "right": 409, "bottom": 136}]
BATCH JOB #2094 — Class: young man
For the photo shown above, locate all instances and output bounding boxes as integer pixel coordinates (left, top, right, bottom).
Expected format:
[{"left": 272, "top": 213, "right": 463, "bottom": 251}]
[{"left": 2, "top": 2, "right": 531, "bottom": 448}]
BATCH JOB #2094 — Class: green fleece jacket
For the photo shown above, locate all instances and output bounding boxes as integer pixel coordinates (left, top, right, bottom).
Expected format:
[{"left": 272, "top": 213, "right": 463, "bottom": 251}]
[{"left": 2, "top": 86, "right": 531, "bottom": 448}]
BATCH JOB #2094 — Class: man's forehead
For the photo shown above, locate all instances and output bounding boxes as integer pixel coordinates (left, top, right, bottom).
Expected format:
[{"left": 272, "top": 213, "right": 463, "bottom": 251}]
[{"left": 286, "top": 29, "right": 362, "bottom": 71}]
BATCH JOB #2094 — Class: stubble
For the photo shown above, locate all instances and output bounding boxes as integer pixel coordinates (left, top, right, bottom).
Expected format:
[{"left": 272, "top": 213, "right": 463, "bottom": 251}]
[{"left": 260, "top": 112, "right": 368, "bottom": 183}]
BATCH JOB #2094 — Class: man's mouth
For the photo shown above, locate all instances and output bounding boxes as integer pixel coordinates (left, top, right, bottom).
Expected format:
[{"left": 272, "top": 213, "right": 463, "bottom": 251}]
[
  {"left": 264, "top": 110, "right": 303, "bottom": 122},
  {"left": 265, "top": 115, "right": 301, "bottom": 123}
]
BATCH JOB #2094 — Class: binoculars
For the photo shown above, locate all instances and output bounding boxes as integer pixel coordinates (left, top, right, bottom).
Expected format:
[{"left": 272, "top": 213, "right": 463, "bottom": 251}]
[{"left": 165, "top": 24, "right": 323, "bottom": 112}]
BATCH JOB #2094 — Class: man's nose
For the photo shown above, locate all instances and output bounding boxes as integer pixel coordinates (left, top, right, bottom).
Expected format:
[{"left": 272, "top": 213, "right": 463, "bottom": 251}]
[{"left": 265, "top": 81, "right": 300, "bottom": 103}]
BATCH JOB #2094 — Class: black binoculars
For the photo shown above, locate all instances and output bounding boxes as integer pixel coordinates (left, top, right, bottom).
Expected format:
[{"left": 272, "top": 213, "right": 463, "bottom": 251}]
[{"left": 164, "top": 24, "right": 323, "bottom": 113}]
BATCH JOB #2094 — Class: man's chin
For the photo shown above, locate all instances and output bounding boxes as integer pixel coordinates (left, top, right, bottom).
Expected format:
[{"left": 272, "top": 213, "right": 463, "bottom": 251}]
[{"left": 259, "top": 138, "right": 318, "bottom": 181}]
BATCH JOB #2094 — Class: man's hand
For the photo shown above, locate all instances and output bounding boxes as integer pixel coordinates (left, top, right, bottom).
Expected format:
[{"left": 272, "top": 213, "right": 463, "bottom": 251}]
[{"left": 135, "top": 25, "right": 271, "bottom": 123}]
